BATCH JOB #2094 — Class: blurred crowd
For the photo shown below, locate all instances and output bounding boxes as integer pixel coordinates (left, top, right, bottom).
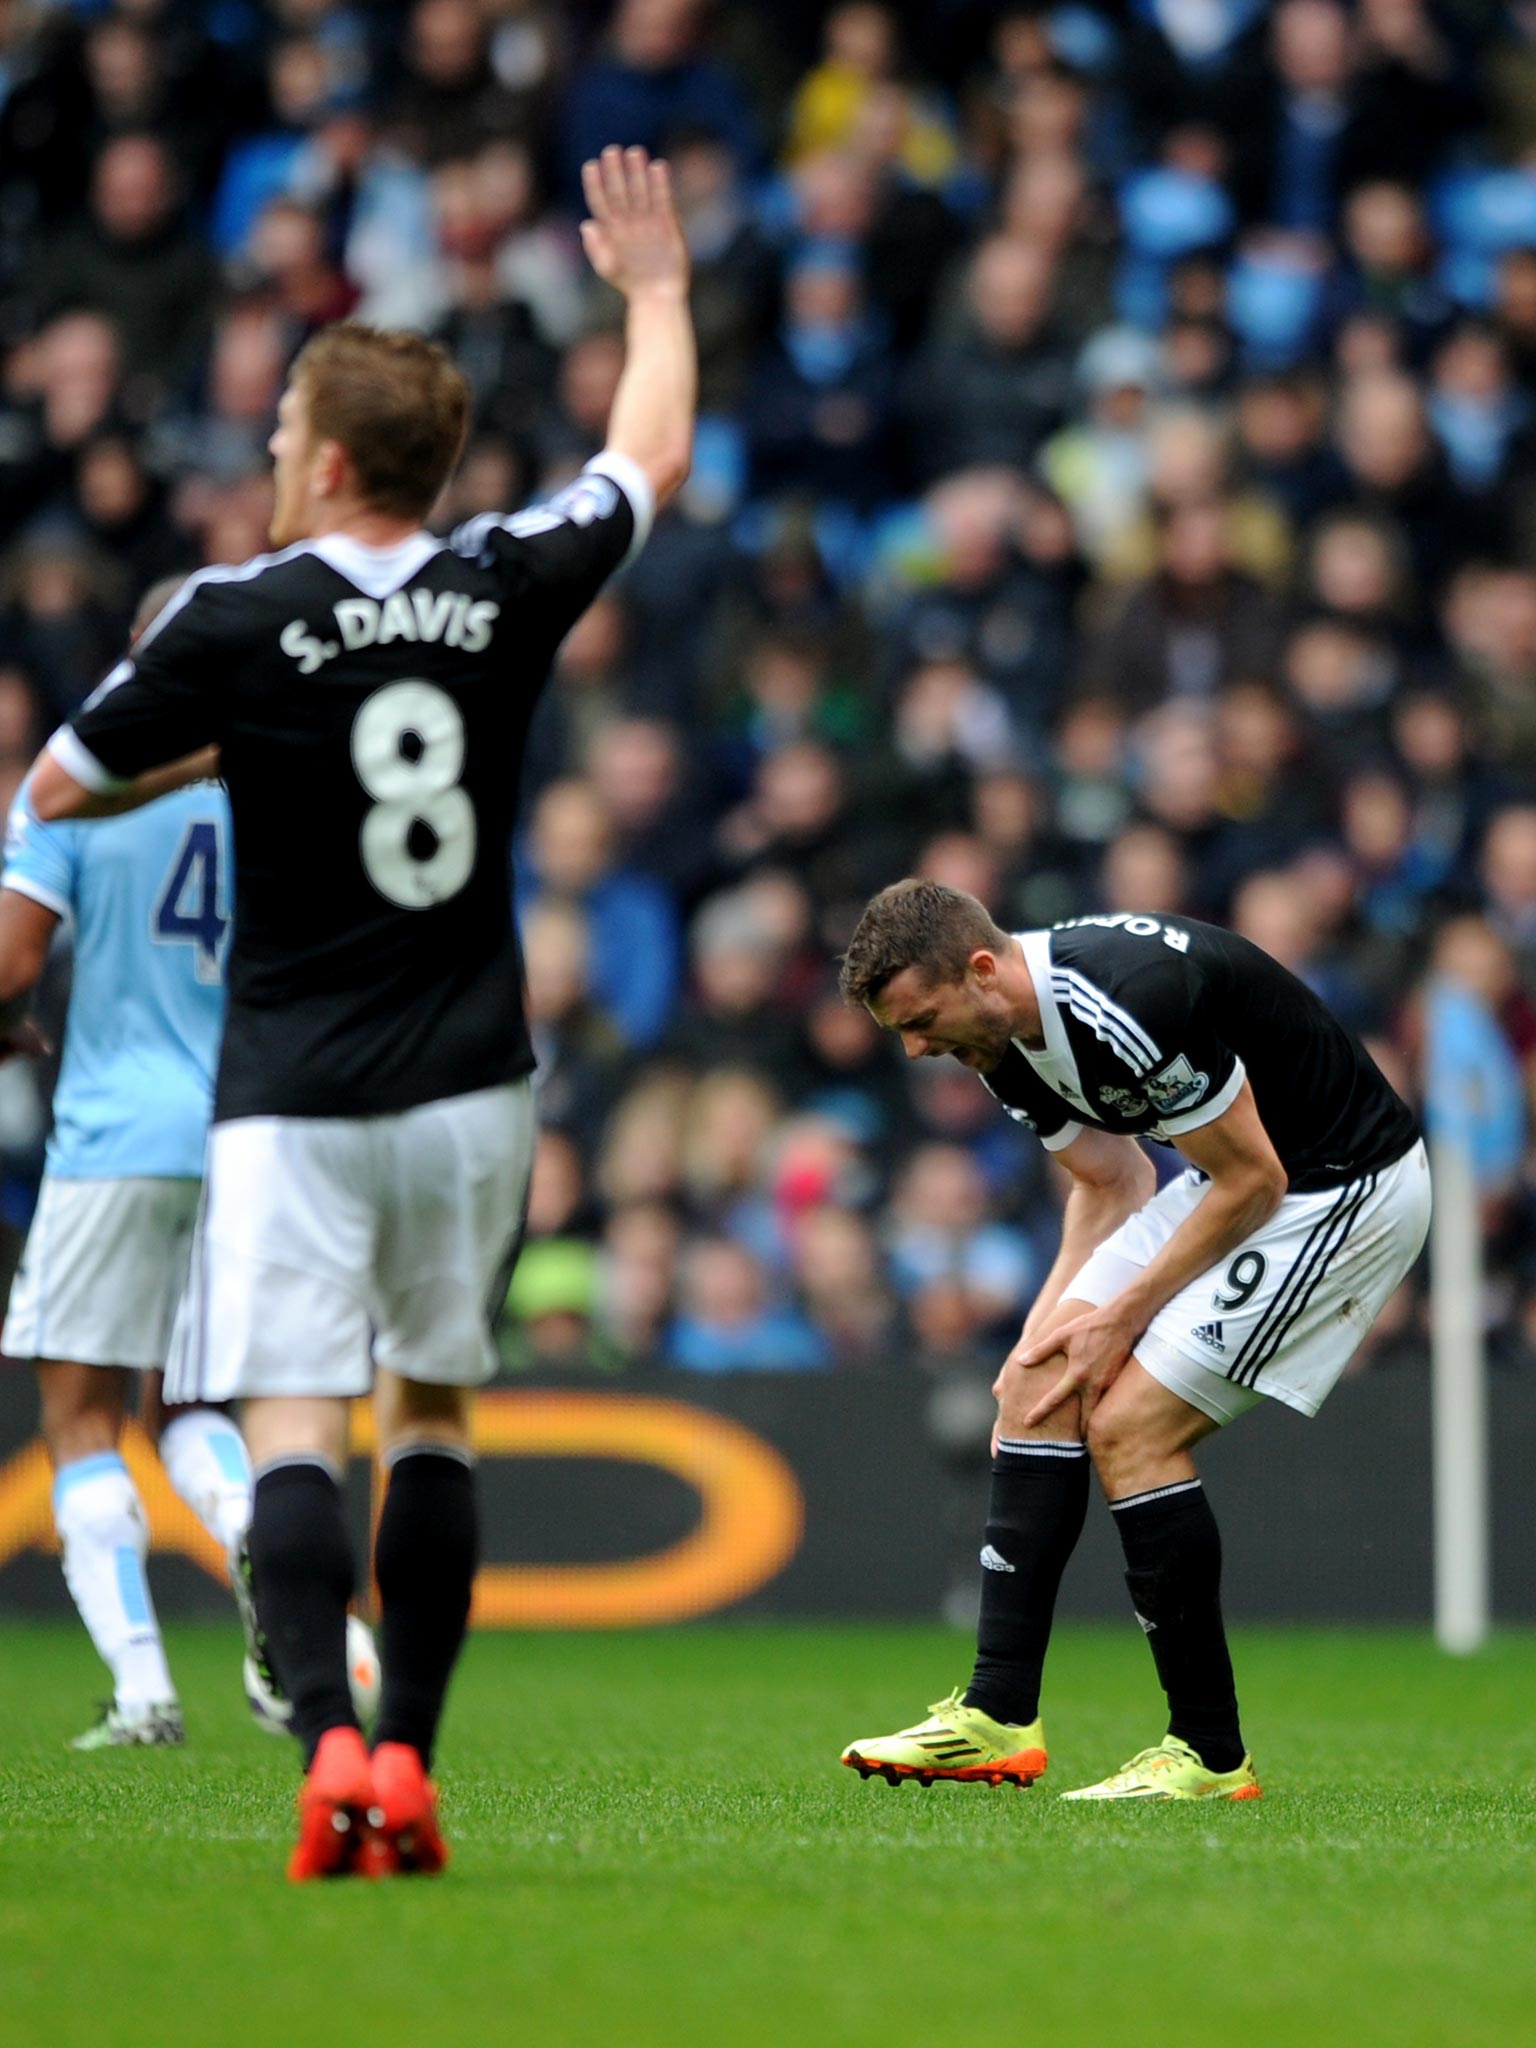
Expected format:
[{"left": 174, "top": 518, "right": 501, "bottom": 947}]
[{"left": 2, "top": 0, "right": 1535, "bottom": 1374}]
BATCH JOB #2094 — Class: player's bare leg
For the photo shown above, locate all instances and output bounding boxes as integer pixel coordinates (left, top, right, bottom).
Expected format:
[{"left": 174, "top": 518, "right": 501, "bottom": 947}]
[
  {"left": 242, "top": 1395, "right": 373, "bottom": 1878},
  {"left": 38, "top": 1361, "right": 184, "bottom": 1748},
  {"left": 1062, "top": 1361, "right": 1260, "bottom": 1801},
  {"left": 841, "top": 1300, "right": 1091, "bottom": 1788},
  {"left": 358, "top": 1371, "right": 476, "bottom": 1876}
]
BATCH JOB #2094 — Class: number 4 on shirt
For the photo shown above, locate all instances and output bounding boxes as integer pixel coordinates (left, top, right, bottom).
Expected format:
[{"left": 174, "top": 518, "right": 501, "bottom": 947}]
[{"left": 152, "top": 820, "right": 228, "bottom": 982}]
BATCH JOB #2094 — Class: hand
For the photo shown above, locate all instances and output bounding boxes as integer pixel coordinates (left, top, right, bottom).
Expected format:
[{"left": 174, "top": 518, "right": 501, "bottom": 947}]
[
  {"left": 580, "top": 145, "right": 690, "bottom": 301},
  {"left": 0, "top": 1018, "right": 49, "bottom": 1065},
  {"left": 1015, "top": 1305, "right": 1140, "bottom": 1429}
]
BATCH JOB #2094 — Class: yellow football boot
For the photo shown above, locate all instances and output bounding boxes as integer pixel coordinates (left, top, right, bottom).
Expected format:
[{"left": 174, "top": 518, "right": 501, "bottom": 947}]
[
  {"left": 840, "top": 1689, "right": 1047, "bottom": 1788},
  {"left": 1060, "top": 1735, "right": 1261, "bottom": 1802}
]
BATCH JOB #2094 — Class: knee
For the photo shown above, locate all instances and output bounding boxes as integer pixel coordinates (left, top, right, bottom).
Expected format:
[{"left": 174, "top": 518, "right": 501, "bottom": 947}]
[{"left": 1085, "top": 1401, "right": 1136, "bottom": 1487}]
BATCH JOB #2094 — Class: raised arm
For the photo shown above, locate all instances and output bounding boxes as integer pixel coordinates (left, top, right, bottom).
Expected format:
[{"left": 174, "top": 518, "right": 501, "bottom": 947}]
[{"left": 580, "top": 145, "right": 696, "bottom": 508}]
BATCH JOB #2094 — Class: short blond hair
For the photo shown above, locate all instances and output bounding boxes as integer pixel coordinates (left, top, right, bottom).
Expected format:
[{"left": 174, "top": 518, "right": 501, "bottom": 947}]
[{"left": 293, "top": 323, "right": 469, "bottom": 519}]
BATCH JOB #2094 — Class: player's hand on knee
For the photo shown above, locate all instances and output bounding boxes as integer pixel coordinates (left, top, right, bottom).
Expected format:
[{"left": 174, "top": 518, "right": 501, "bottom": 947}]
[{"left": 1017, "top": 1306, "right": 1138, "bottom": 1428}]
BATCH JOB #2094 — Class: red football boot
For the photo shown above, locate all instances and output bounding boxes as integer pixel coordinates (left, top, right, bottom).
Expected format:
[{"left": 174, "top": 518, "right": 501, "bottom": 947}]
[
  {"left": 359, "top": 1741, "right": 450, "bottom": 1878},
  {"left": 287, "top": 1725, "right": 375, "bottom": 1883}
]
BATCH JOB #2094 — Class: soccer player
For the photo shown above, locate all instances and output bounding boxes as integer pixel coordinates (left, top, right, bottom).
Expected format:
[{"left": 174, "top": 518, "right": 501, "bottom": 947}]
[
  {"left": 27, "top": 145, "right": 695, "bottom": 1876},
  {"left": 836, "top": 881, "right": 1431, "bottom": 1801},
  {"left": 0, "top": 577, "right": 255, "bottom": 1749}
]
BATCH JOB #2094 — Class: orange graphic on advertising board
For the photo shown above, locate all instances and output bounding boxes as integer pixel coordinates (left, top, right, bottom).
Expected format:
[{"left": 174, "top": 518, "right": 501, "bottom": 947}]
[{"left": 0, "top": 1392, "right": 804, "bottom": 1627}]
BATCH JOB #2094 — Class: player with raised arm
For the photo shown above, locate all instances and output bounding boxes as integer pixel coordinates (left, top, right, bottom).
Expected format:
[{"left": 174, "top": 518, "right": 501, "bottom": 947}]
[
  {"left": 0, "top": 578, "right": 259, "bottom": 1748},
  {"left": 28, "top": 145, "right": 695, "bottom": 1876},
  {"left": 835, "top": 881, "right": 1430, "bottom": 1801}
]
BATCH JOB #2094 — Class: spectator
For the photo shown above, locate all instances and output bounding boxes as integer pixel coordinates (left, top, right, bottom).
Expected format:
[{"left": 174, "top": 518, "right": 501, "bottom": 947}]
[
  {"left": 883, "top": 469, "right": 1080, "bottom": 728},
  {"left": 903, "top": 236, "right": 1073, "bottom": 482},
  {"left": 246, "top": 197, "right": 360, "bottom": 349},
  {"left": 1426, "top": 323, "right": 1528, "bottom": 497},
  {"left": 150, "top": 297, "right": 288, "bottom": 487},
  {"left": 791, "top": 1203, "right": 896, "bottom": 1364},
  {"left": 1334, "top": 368, "right": 1476, "bottom": 589},
  {"left": 1231, "top": 868, "right": 1369, "bottom": 1026},
  {"left": 599, "top": 1201, "right": 683, "bottom": 1358},
  {"left": 1234, "top": 369, "right": 1348, "bottom": 530},
  {"left": 1082, "top": 494, "right": 1287, "bottom": 714},
  {"left": 885, "top": 1142, "right": 1036, "bottom": 1334},
  {"left": 667, "top": 1238, "right": 829, "bottom": 1370},
  {"left": 0, "top": 315, "right": 127, "bottom": 547},
  {"left": 1098, "top": 821, "right": 1192, "bottom": 918},
  {"left": 744, "top": 247, "right": 894, "bottom": 510},
  {"left": 596, "top": 1073, "right": 692, "bottom": 1211},
  {"left": 672, "top": 130, "right": 775, "bottom": 411},
  {"left": 587, "top": 716, "right": 716, "bottom": 901},
  {"left": 518, "top": 778, "right": 681, "bottom": 1050},
  {"left": 1481, "top": 806, "right": 1536, "bottom": 965},
  {"left": 1444, "top": 566, "right": 1536, "bottom": 782},
  {"left": 560, "top": 0, "right": 757, "bottom": 200},
  {"left": 1282, "top": 617, "right": 1397, "bottom": 767},
  {"left": 390, "top": 0, "right": 536, "bottom": 168},
  {"left": 666, "top": 884, "right": 806, "bottom": 1081},
  {"left": 680, "top": 1067, "right": 783, "bottom": 1225},
  {"left": 522, "top": 900, "right": 626, "bottom": 1152},
  {"left": 26, "top": 134, "right": 218, "bottom": 399}
]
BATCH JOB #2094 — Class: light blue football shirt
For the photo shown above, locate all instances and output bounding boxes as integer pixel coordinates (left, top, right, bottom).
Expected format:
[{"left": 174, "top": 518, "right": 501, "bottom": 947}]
[{"left": 2, "top": 779, "right": 231, "bottom": 1179}]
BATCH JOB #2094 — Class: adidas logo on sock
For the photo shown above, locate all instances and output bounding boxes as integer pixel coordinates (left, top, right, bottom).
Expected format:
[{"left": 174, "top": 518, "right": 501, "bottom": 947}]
[
  {"left": 1191, "top": 1320, "right": 1226, "bottom": 1353},
  {"left": 979, "top": 1544, "right": 1016, "bottom": 1574}
]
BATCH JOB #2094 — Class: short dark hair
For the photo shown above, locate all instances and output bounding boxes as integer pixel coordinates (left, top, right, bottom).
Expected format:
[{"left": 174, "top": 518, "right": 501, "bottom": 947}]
[
  {"left": 839, "top": 879, "right": 1009, "bottom": 1008},
  {"left": 293, "top": 323, "right": 470, "bottom": 519}
]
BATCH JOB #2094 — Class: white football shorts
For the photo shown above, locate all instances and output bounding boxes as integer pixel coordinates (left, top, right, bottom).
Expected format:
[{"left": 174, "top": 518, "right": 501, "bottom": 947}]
[
  {"left": 4, "top": 1175, "right": 202, "bottom": 1370},
  {"left": 164, "top": 1080, "right": 536, "bottom": 1403},
  {"left": 1067, "top": 1138, "right": 1431, "bottom": 1425}
]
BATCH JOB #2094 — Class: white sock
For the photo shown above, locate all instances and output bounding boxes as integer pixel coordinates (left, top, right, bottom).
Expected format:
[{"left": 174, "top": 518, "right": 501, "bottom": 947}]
[
  {"left": 52, "top": 1452, "right": 177, "bottom": 1710},
  {"left": 158, "top": 1406, "right": 254, "bottom": 1555}
]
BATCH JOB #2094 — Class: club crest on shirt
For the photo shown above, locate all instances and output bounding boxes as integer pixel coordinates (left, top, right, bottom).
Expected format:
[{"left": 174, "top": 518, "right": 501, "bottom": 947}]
[
  {"left": 1097, "top": 1084, "right": 1147, "bottom": 1114},
  {"left": 550, "top": 473, "right": 622, "bottom": 526},
  {"left": 1143, "top": 1053, "right": 1209, "bottom": 1114}
]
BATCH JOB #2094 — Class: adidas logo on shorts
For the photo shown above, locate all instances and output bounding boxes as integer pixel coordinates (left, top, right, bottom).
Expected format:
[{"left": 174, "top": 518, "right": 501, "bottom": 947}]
[{"left": 1191, "top": 1320, "right": 1226, "bottom": 1353}]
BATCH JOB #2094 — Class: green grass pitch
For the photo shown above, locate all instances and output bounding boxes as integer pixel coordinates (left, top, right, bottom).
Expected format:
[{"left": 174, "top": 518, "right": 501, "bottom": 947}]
[{"left": 1, "top": 1621, "right": 1532, "bottom": 2048}]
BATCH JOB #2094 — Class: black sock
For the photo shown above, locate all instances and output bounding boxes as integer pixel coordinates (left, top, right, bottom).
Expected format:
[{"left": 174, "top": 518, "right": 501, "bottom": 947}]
[
  {"left": 247, "top": 1458, "right": 357, "bottom": 1766},
  {"left": 1111, "top": 1479, "right": 1245, "bottom": 1774},
  {"left": 372, "top": 1444, "right": 479, "bottom": 1770},
  {"left": 962, "top": 1440, "right": 1090, "bottom": 1726}
]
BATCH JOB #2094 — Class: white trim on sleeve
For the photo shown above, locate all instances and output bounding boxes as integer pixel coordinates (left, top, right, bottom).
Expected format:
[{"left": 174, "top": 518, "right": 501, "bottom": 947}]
[
  {"left": 1155, "top": 1057, "right": 1247, "bottom": 1138},
  {"left": 1040, "top": 1119, "right": 1086, "bottom": 1153},
  {"left": 46, "top": 727, "right": 127, "bottom": 797},
  {"left": 1, "top": 873, "right": 71, "bottom": 921},
  {"left": 584, "top": 449, "right": 655, "bottom": 564}
]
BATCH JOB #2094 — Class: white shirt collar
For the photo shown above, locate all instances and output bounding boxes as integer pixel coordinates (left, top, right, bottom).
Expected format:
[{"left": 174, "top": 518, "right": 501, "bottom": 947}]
[
  {"left": 1014, "top": 929, "right": 1084, "bottom": 1100},
  {"left": 309, "top": 530, "right": 445, "bottom": 599}
]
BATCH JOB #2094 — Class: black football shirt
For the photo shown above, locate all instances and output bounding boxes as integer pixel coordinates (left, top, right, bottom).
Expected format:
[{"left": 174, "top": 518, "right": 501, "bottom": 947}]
[
  {"left": 52, "top": 455, "right": 652, "bottom": 1122},
  {"left": 982, "top": 915, "right": 1417, "bottom": 1192}
]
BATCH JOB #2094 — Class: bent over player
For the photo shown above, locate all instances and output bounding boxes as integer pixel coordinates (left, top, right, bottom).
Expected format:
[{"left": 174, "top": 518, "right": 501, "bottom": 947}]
[
  {"left": 29, "top": 146, "right": 695, "bottom": 1875},
  {"left": 0, "top": 579, "right": 255, "bottom": 1747},
  {"left": 837, "top": 881, "right": 1430, "bottom": 1800}
]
